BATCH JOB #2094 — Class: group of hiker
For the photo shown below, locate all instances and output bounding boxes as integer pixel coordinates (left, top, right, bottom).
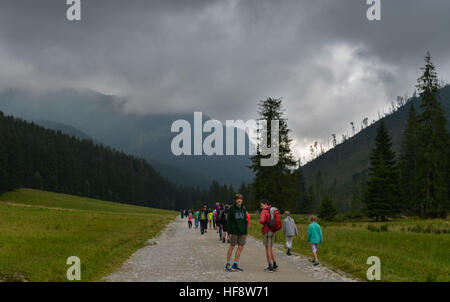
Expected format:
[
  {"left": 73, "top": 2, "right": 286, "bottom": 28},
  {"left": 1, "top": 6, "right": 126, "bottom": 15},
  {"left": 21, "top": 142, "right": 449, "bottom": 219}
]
[
  {"left": 180, "top": 193, "right": 323, "bottom": 273},
  {"left": 182, "top": 206, "right": 212, "bottom": 235}
]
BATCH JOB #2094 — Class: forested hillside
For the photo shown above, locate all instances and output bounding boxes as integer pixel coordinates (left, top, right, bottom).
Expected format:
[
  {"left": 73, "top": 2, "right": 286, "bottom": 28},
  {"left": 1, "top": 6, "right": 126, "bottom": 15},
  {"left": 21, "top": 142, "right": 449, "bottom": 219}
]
[
  {"left": 0, "top": 112, "right": 236, "bottom": 210},
  {"left": 302, "top": 85, "right": 450, "bottom": 213},
  {"left": 0, "top": 89, "right": 253, "bottom": 188}
]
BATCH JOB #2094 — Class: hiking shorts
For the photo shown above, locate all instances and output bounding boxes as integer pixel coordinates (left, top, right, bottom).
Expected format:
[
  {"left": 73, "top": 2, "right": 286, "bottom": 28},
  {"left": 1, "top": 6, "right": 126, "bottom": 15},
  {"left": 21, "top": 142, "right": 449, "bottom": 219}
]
[
  {"left": 263, "top": 231, "right": 276, "bottom": 247},
  {"left": 311, "top": 244, "right": 318, "bottom": 253},
  {"left": 230, "top": 234, "right": 247, "bottom": 246}
]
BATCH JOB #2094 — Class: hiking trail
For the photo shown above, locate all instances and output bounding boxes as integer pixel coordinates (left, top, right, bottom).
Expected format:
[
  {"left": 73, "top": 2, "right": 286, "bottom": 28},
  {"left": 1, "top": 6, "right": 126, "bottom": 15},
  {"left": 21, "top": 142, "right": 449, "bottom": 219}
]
[{"left": 105, "top": 216, "right": 356, "bottom": 282}]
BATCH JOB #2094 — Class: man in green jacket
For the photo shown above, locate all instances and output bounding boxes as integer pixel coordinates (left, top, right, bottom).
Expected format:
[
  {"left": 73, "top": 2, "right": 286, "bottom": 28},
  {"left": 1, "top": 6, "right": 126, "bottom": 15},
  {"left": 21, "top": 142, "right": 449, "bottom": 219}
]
[
  {"left": 225, "top": 193, "right": 248, "bottom": 272},
  {"left": 307, "top": 215, "right": 323, "bottom": 266}
]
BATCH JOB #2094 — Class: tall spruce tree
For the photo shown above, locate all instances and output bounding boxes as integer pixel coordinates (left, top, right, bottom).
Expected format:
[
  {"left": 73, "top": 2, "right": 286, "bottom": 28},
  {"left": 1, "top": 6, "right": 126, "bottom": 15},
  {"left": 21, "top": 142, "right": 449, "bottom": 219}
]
[
  {"left": 250, "top": 97, "right": 296, "bottom": 211},
  {"left": 293, "top": 165, "right": 310, "bottom": 213},
  {"left": 318, "top": 196, "right": 337, "bottom": 221},
  {"left": 399, "top": 104, "right": 420, "bottom": 215},
  {"left": 365, "top": 121, "right": 398, "bottom": 221},
  {"left": 416, "top": 52, "right": 449, "bottom": 217}
]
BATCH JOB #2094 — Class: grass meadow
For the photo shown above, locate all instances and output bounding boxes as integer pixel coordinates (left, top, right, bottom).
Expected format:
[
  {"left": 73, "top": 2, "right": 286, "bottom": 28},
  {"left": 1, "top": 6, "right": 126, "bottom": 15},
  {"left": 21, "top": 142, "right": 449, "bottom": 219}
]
[
  {"left": 248, "top": 214, "right": 450, "bottom": 282},
  {"left": 0, "top": 188, "right": 176, "bottom": 281}
]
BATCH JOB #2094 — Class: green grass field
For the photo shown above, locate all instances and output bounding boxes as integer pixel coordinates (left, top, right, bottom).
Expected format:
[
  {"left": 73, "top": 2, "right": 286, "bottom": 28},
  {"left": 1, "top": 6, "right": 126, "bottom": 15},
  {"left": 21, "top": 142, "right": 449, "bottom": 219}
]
[
  {"left": 249, "top": 214, "right": 450, "bottom": 282},
  {"left": 0, "top": 188, "right": 176, "bottom": 282}
]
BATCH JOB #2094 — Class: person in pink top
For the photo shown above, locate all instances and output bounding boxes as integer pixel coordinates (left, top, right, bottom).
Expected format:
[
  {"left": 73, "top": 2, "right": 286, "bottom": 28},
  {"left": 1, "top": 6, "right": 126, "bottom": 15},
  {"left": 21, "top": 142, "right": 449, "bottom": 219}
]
[{"left": 188, "top": 212, "right": 193, "bottom": 229}]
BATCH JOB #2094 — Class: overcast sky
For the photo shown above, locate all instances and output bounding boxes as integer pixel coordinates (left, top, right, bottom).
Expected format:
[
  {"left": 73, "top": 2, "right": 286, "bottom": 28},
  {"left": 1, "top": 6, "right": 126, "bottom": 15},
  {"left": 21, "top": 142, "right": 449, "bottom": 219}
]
[{"left": 0, "top": 0, "right": 449, "bottom": 160}]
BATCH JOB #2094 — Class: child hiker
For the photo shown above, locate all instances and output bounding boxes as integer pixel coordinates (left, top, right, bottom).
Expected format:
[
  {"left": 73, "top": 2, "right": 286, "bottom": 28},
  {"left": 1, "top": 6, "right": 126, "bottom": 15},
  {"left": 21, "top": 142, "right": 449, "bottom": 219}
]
[
  {"left": 282, "top": 211, "right": 298, "bottom": 256},
  {"left": 208, "top": 209, "right": 213, "bottom": 229},
  {"left": 307, "top": 215, "right": 323, "bottom": 266},
  {"left": 188, "top": 212, "right": 193, "bottom": 229}
]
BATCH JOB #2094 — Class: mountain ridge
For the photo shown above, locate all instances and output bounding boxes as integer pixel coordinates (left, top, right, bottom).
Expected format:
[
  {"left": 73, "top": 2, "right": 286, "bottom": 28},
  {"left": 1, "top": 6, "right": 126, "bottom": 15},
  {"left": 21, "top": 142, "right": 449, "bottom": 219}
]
[{"left": 301, "top": 85, "right": 450, "bottom": 212}]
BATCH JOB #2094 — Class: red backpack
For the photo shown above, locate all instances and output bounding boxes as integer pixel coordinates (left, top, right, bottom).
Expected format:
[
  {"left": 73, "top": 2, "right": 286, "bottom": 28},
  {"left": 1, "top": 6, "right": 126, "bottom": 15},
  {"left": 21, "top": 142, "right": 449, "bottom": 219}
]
[{"left": 266, "top": 207, "right": 282, "bottom": 232}]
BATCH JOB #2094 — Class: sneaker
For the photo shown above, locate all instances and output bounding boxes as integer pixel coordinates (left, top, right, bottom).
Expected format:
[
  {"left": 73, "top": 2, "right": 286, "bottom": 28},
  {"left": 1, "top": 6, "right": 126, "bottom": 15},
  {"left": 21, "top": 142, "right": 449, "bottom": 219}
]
[
  {"left": 264, "top": 267, "right": 274, "bottom": 273},
  {"left": 272, "top": 264, "right": 278, "bottom": 271},
  {"left": 225, "top": 264, "right": 233, "bottom": 272},
  {"left": 313, "top": 259, "right": 319, "bottom": 266},
  {"left": 223, "top": 238, "right": 226, "bottom": 243},
  {"left": 231, "top": 263, "right": 243, "bottom": 272}
]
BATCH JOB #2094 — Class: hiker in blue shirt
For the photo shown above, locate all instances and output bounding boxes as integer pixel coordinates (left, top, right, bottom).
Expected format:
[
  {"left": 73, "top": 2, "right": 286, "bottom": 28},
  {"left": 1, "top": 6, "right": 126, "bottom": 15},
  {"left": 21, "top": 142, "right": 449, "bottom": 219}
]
[{"left": 307, "top": 215, "right": 323, "bottom": 266}]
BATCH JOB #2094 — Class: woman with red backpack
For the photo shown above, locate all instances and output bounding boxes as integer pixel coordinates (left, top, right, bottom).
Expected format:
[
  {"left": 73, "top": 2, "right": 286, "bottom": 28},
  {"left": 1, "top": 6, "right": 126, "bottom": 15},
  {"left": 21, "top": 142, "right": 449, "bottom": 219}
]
[{"left": 259, "top": 199, "right": 281, "bottom": 272}]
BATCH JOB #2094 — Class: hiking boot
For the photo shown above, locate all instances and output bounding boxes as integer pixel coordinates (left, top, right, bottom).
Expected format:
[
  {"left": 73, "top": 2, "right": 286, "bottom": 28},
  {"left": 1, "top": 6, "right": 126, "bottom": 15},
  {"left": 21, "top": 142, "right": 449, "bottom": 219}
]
[
  {"left": 264, "top": 267, "right": 274, "bottom": 273},
  {"left": 272, "top": 264, "right": 278, "bottom": 271},
  {"left": 287, "top": 249, "right": 291, "bottom": 256},
  {"left": 225, "top": 264, "right": 233, "bottom": 272},
  {"left": 231, "top": 264, "right": 243, "bottom": 272},
  {"left": 313, "top": 259, "right": 319, "bottom": 266}
]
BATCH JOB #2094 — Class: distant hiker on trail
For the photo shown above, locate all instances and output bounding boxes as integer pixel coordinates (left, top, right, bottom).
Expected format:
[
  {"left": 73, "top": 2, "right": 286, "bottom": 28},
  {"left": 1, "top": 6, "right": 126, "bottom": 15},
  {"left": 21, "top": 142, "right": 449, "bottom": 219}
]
[
  {"left": 199, "top": 205, "right": 209, "bottom": 235},
  {"left": 180, "top": 210, "right": 184, "bottom": 219},
  {"left": 216, "top": 204, "right": 223, "bottom": 241},
  {"left": 188, "top": 212, "right": 193, "bottom": 229},
  {"left": 218, "top": 204, "right": 229, "bottom": 243},
  {"left": 208, "top": 209, "right": 213, "bottom": 229},
  {"left": 213, "top": 205, "right": 223, "bottom": 233},
  {"left": 307, "top": 215, "right": 323, "bottom": 266},
  {"left": 282, "top": 211, "right": 298, "bottom": 256},
  {"left": 194, "top": 209, "right": 200, "bottom": 229},
  {"left": 225, "top": 194, "right": 247, "bottom": 272},
  {"left": 260, "top": 199, "right": 282, "bottom": 272}
]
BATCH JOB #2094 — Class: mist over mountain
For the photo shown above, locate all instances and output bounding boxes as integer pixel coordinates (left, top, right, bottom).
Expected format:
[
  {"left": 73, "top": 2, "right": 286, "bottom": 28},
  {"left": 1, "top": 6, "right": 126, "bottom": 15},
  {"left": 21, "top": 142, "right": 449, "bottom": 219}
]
[
  {"left": 34, "top": 120, "right": 96, "bottom": 143},
  {"left": 0, "top": 88, "right": 253, "bottom": 188},
  {"left": 301, "top": 85, "right": 450, "bottom": 212}
]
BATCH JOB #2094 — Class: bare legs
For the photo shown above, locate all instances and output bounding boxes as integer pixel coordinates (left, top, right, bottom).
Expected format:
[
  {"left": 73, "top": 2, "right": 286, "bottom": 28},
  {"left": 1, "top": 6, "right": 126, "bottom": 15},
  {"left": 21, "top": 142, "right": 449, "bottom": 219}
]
[
  {"left": 265, "top": 245, "right": 276, "bottom": 264},
  {"left": 227, "top": 244, "right": 245, "bottom": 263}
]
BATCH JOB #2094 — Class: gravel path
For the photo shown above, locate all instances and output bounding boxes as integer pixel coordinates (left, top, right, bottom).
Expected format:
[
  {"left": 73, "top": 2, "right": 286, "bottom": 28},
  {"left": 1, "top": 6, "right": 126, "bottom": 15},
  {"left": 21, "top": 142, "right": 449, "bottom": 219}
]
[{"left": 105, "top": 216, "right": 356, "bottom": 282}]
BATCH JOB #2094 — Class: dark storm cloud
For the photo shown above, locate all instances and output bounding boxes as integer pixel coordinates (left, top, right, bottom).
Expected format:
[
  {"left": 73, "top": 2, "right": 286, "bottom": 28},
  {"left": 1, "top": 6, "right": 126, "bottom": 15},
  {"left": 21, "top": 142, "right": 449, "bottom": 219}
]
[{"left": 0, "top": 0, "right": 449, "bottom": 159}]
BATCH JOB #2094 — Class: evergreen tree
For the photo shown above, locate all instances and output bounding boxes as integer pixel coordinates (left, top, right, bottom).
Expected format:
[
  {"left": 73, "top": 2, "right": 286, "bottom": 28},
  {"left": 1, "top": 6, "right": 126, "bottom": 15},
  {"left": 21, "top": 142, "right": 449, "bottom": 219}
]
[
  {"left": 0, "top": 117, "right": 7, "bottom": 194},
  {"left": 318, "top": 196, "right": 337, "bottom": 221},
  {"left": 399, "top": 104, "right": 420, "bottom": 215},
  {"left": 32, "top": 172, "right": 44, "bottom": 190},
  {"left": 238, "top": 183, "right": 254, "bottom": 208},
  {"left": 250, "top": 97, "right": 297, "bottom": 211},
  {"left": 315, "top": 171, "right": 324, "bottom": 209},
  {"left": 365, "top": 121, "right": 398, "bottom": 221},
  {"left": 293, "top": 166, "right": 310, "bottom": 213},
  {"left": 415, "top": 52, "right": 449, "bottom": 218}
]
